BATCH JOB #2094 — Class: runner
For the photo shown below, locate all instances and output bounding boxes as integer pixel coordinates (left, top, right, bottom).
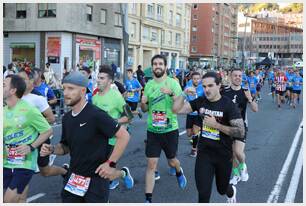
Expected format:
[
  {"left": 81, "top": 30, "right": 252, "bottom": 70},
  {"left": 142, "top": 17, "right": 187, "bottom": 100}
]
[
  {"left": 268, "top": 67, "right": 276, "bottom": 102},
  {"left": 40, "top": 71, "right": 130, "bottom": 203},
  {"left": 184, "top": 71, "right": 205, "bottom": 157},
  {"left": 274, "top": 69, "right": 287, "bottom": 108},
  {"left": 173, "top": 71, "right": 245, "bottom": 203},
  {"left": 222, "top": 68, "right": 258, "bottom": 185},
  {"left": 291, "top": 69, "right": 303, "bottom": 108},
  {"left": 4, "top": 75, "right": 53, "bottom": 203},
  {"left": 92, "top": 65, "right": 134, "bottom": 190},
  {"left": 124, "top": 68, "right": 143, "bottom": 119},
  {"left": 255, "top": 68, "right": 263, "bottom": 101},
  {"left": 140, "top": 54, "right": 187, "bottom": 203},
  {"left": 285, "top": 67, "right": 295, "bottom": 105},
  {"left": 247, "top": 71, "right": 258, "bottom": 100}
]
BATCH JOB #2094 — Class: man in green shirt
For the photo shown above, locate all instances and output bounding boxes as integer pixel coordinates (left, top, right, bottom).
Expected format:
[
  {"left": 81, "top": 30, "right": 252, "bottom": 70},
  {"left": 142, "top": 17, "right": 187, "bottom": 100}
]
[
  {"left": 92, "top": 65, "right": 134, "bottom": 190},
  {"left": 3, "top": 75, "right": 53, "bottom": 203},
  {"left": 141, "top": 54, "right": 187, "bottom": 203}
]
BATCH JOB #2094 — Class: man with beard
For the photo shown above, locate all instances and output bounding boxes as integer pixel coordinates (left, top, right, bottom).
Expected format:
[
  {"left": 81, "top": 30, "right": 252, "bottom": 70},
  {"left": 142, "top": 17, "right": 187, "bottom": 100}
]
[
  {"left": 222, "top": 68, "right": 258, "bottom": 185},
  {"left": 40, "top": 71, "right": 130, "bottom": 203},
  {"left": 173, "top": 72, "right": 245, "bottom": 203},
  {"left": 183, "top": 71, "right": 205, "bottom": 157},
  {"left": 141, "top": 54, "right": 187, "bottom": 203},
  {"left": 92, "top": 65, "right": 134, "bottom": 191}
]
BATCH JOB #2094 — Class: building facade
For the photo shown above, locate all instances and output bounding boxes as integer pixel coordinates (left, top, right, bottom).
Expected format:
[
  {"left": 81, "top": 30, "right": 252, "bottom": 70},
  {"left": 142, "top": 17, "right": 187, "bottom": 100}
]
[
  {"left": 189, "top": 3, "right": 238, "bottom": 69},
  {"left": 3, "top": 3, "right": 123, "bottom": 79},
  {"left": 127, "top": 3, "right": 191, "bottom": 71},
  {"left": 237, "top": 12, "right": 303, "bottom": 67}
]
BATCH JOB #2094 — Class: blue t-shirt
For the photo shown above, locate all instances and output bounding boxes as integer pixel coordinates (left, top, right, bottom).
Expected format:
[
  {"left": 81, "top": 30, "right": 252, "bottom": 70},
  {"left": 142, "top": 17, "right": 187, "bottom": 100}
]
[
  {"left": 268, "top": 71, "right": 274, "bottom": 82},
  {"left": 241, "top": 73, "right": 248, "bottom": 89},
  {"left": 124, "top": 78, "right": 142, "bottom": 102},
  {"left": 247, "top": 76, "right": 258, "bottom": 92},
  {"left": 35, "top": 83, "right": 55, "bottom": 101},
  {"left": 292, "top": 76, "right": 303, "bottom": 91},
  {"left": 184, "top": 84, "right": 205, "bottom": 115},
  {"left": 86, "top": 80, "right": 94, "bottom": 103},
  {"left": 286, "top": 73, "right": 295, "bottom": 88}
]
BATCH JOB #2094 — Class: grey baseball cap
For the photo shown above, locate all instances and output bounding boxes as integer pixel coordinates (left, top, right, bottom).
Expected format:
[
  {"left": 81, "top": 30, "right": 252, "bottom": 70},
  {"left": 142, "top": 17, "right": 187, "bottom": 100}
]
[{"left": 62, "top": 71, "right": 88, "bottom": 88}]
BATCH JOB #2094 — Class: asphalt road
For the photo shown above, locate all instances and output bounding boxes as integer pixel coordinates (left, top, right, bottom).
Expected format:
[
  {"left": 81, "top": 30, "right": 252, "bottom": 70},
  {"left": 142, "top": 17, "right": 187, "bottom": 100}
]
[{"left": 27, "top": 83, "right": 303, "bottom": 203}]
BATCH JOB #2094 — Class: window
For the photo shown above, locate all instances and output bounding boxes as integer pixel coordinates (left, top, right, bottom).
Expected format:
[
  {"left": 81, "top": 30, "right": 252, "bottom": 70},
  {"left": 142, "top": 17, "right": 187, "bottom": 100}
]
[
  {"left": 115, "top": 13, "right": 122, "bottom": 26},
  {"left": 86, "top": 5, "right": 93, "bottom": 21},
  {"left": 151, "top": 28, "right": 158, "bottom": 42},
  {"left": 157, "top": 5, "right": 163, "bottom": 20},
  {"left": 16, "top": 3, "right": 26, "bottom": 18},
  {"left": 100, "top": 9, "right": 106, "bottom": 24},
  {"left": 193, "top": 15, "right": 198, "bottom": 20},
  {"left": 161, "top": 30, "right": 165, "bottom": 44},
  {"left": 143, "top": 26, "right": 150, "bottom": 40},
  {"left": 169, "top": 10, "right": 173, "bottom": 25},
  {"left": 192, "top": 26, "right": 197, "bottom": 32},
  {"left": 168, "top": 31, "right": 172, "bottom": 45},
  {"left": 176, "top": 13, "right": 181, "bottom": 27},
  {"left": 193, "top": 4, "right": 198, "bottom": 9},
  {"left": 38, "top": 3, "right": 56, "bottom": 18},
  {"left": 191, "top": 46, "right": 197, "bottom": 52},
  {"left": 175, "top": 33, "right": 181, "bottom": 45},
  {"left": 192, "top": 35, "right": 197, "bottom": 42},
  {"left": 130, "top": 22, "right": 136, "bottom": 38},
  {"left": 147, "top": 4, "right": 154, "bottom": 18}
]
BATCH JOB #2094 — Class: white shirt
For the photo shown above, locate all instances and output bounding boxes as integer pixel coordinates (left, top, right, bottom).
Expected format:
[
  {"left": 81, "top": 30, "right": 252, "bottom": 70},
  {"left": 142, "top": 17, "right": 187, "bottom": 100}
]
[{"left": 22, "top": 93, "right": 50, "bottom": 113}]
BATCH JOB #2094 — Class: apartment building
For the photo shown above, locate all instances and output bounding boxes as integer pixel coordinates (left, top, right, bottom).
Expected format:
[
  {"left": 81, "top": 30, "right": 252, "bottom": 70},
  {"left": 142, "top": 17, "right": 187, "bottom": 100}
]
[{"left": 127, "top": 3, "right": 191, "bottom": 71}]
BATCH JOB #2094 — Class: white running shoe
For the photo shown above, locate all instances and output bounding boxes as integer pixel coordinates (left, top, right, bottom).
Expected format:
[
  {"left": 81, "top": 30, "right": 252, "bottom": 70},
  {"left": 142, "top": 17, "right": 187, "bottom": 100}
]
[
  {"left": 240, "top": 167, "right": 249, "bottom": 182},
  {"left": 227, "top": 185, "right": 237, "bottom": 203},
  {"left": 229, "top": 175, "right": 241, "bottom": 185}
]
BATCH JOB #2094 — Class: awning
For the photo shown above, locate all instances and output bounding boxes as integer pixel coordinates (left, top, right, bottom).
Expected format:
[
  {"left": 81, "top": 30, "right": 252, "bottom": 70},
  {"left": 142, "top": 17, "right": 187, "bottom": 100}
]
[{"left": 10, "top": 43, "right": 35, "bottom": 49}]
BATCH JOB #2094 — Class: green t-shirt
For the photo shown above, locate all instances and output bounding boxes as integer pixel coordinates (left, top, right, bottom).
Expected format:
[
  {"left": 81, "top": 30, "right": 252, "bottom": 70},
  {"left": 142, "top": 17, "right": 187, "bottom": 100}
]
[
  {"left": 3, "top": 99, "right": 51, "bottom": 171},
  {"left": 92, "top": 88, "right": 126, "bottom": 145},
  {"left": 144, "top": 76, "right": 182, "bottom": 133}
]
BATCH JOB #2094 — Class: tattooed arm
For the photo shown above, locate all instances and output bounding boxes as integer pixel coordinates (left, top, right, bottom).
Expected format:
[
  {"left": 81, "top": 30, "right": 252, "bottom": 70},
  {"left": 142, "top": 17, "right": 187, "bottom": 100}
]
[{"left": 210, "top": 118, "right": 245, "bottom": 139}]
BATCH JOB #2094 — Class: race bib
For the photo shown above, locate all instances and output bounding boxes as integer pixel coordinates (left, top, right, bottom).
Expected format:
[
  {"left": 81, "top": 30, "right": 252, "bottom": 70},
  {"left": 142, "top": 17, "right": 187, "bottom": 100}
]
[
  {"left": 64, "top": 173, "right": 91, "bottom": 197},
  {"left": 127, "top": 91, "right": 134, "bottom": 98},
  {"left": 152, "top": 111, "right": 167, "bottom": 127},
  {"left": 201, "top": 125, "right": 220, "bottom": 141},
  {"left": 7, "top": 146, "right": 25, "bottom": 165}
]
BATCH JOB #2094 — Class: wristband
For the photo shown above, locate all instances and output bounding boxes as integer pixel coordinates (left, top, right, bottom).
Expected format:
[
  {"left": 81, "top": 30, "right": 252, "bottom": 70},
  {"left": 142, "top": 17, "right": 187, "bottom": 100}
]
[
  {"left": 28, "top": 144, "right": 35, "bottom": 152},
  {"left": 169, "top": 92, "right": 174, "bottom": 97},
  {"left": 106, "top": 160, "right": 117, "bottom": 168}
]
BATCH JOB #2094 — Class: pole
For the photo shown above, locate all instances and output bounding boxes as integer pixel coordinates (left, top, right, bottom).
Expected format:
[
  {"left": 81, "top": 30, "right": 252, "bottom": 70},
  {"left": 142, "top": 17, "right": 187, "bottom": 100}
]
[
  {"left": 120, "top": 3, "right": 129, "bottom": 82},
  {"left": 242, "top": 13, "right": 248, "bottom": 71}
]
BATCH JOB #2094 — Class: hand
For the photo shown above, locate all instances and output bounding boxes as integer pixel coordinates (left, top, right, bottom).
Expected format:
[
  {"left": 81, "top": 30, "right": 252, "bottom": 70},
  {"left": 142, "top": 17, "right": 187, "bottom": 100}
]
[
  {"left": 203, "top": 115, "right": 218, "bottom": 129},
  {"left": 160, "top": 87, "right": 173, "bottom": 95},
  {"left": 15, "top": 144, "right": 31, "bottom": 156},
  {"left": 95, "top": 162, "right": 116, "bottom": 179},
  {"left": 141, "top": 95, "right": 148, "bottom": 104},
  {"left": 184, "top": 87, "right": 196, "bottom": 96},
  {"left": 244, "top": 90, "right": 253, "bottom": 102},
  {"left": 40, "top": 143, "right": 54, "bottom": 157}
]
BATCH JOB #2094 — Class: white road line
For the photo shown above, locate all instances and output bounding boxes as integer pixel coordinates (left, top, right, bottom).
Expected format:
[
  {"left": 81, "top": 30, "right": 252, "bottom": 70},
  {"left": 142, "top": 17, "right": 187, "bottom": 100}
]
[
  {"left": 26, "top": 193, "right": 46, "bottom": 203},
  {"left": 179, "top": 130, "right": 186, "bottom": 136},
  {"left": 284, "top": 145, "right": 303, "bottom": 203},
  {"left": 267, "top": 120, "right": 303, "bottom": 203}
]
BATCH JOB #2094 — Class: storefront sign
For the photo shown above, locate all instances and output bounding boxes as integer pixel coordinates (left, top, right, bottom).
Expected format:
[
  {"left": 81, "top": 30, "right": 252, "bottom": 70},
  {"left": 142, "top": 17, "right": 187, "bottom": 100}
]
[
  {"left": 10, "top": 43, "right": 35, "bottom": 49},
  {"left": 47, "top": 37, "right": 61, "bottom": 57},
  {"left": 76, "top": 37, "right": 101, "bottom": 60}
]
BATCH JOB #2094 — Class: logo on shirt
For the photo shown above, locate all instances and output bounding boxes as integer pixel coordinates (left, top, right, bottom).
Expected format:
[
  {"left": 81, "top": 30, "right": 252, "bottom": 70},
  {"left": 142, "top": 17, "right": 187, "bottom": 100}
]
[
  {"left": 80, "top": 122, "right": 87, "bottom": 127},
  {"left": 232, "top": 95, "right": 237, "bottom": 104}
]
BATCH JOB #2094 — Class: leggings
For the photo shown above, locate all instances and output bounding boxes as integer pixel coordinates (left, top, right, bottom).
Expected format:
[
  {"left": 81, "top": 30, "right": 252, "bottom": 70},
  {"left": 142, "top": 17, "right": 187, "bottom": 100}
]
[{"left": 195, "top": 149, "right": 233, "bottom": 203}]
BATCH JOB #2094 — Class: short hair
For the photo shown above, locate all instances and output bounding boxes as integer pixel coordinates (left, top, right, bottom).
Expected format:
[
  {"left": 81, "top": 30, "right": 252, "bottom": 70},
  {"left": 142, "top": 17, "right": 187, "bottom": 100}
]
[
  {"left": 99, "top": 65, "right": 114, "bottom": 80},
  {"left": 127, "top": 68, "right": 133, "bottom": 73},
  {"left": 151, "top": 54, "right": 167, "bottom": 66},
  {"left": 202, "top": 71, "right": 221, "bottom": 85},
  {"left": 19, "top": 68, "right": 36, "bottom": 80},
  {"left": 137, "top": 65, "right": 142, "bottom": 69},
  {"left": 6, "top": 74, "right": 26, "bottom": 98},
  {"left": 191, "top": 71, "right": 201, "bottom": 77},
  {"left": 230, "top": 68, "right": 242, "bottom": 73}
]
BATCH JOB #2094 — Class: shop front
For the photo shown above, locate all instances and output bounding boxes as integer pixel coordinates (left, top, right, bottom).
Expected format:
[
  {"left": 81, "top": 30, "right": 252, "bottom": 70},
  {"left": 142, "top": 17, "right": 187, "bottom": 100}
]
[
  {"left": 10, "top": 43, "right": 35, "bottom": 64},
  {"left": 76, "top": 36, "right": 101, "bottom": 69},
  {"left": 103, "top": 38, "right": 121, "bottom": 67}
]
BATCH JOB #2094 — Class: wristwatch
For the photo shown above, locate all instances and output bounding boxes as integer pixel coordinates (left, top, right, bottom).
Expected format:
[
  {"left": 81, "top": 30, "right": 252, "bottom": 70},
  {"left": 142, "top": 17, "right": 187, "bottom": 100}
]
[
  {"left": 106, "top": 160, "right": 117, "bottom": 168},
  {"left": 28, "top": 144, "right": 35, "bottom": 152},
  {"left": 169, "top": 92, "right": 174, "bottom": 97}
]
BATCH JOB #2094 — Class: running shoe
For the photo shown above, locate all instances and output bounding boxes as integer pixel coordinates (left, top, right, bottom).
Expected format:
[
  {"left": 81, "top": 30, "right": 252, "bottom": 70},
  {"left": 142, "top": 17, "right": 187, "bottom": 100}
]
[
  {"left": 229, "top": 175, "right": 241, "bottom": 185},
  {"left": 176, "top": 167, "right": 187, "bottom": 189},
  {"left": 154, "top": 171, "right": 161, "bottom": 180},
  {"left": 169, "top": 167, "right": 176, "bottom": 176},
  {"left": 121, "top": 167, "right": 134, "bottom": 189},
  {"left": 240, "top": 167, "right": 249, "bottom": 182},
  {"left": 109, "top": 179, "right": 119, "bottom": 190},
  {"left": 189, "top": 149, "right": 197, "bottom": 157},
  {"left": 227, "top": 185, "right": 237, "bottom": 203}
]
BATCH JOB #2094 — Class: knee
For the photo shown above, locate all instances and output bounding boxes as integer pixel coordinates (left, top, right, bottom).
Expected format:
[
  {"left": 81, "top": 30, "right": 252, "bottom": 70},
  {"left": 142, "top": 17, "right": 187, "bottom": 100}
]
[{"left": 147, "top": 160, "right": 158, "bottom": 171}]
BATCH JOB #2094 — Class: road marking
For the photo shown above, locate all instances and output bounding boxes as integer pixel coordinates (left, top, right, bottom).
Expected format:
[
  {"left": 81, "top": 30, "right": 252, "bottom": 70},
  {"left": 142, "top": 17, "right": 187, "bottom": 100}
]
[
  {"left": 26, "top": 193, "right": 46, "bottom": 203},
  {"left": 284, "top": 144, "right": 303, "bottom": 203},
  {"left": 267, "top": 120, "right": 303, "bottom": 203},
  {"left": 179, "top": 130, "right": 186, "bottom": 136}
]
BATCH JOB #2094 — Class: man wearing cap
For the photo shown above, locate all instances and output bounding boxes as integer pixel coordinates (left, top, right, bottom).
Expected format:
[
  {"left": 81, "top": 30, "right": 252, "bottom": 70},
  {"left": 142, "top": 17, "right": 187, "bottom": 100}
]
[{"left": 40, "top": 71, "right": 131, "bottom": 203}]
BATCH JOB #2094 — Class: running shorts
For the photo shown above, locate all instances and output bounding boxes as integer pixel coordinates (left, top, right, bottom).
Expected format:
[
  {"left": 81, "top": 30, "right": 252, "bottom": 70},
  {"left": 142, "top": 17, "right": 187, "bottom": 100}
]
[{"left": 4, "top": 168, "right": 35, "bottom": 194}]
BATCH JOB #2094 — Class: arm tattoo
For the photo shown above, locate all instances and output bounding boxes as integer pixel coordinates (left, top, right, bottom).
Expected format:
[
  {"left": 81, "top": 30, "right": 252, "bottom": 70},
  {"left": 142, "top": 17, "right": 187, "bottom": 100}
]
[{"left": 229, "top": 118, "right": 245, "bottom": 139}]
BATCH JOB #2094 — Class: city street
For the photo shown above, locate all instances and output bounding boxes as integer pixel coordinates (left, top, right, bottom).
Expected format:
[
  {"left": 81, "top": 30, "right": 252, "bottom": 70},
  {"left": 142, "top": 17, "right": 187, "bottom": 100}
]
[{"left": 27, "top": 83, "right": 303, "bottom": 203}]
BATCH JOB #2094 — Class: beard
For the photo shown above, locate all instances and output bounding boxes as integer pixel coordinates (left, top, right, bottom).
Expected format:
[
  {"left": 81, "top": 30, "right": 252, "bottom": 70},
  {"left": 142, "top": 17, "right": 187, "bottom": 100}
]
[
  {"left": 153, "top": 68, "right": 166, "bottom": 78},
  {"left": 65, "top": 95, "right": 82, "bottom": 107}
]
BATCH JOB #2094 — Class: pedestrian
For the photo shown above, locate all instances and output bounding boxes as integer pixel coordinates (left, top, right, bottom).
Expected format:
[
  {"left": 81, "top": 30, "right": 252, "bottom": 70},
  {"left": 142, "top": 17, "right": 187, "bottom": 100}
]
[
  {"left": 40, "top": 71, "right": 130, "bottom": 203},
  {"left": 4, "top": 74, "right": 53, "bottom": 203},
  {"left": 140, "top": 54, "right": 187, "bottom": 203},
  {"left": 136, "top": 65, "right": 146, "bottom": 87},
  {"left": 222, "top": 68, "right": 258, "bottom": 186},
  {"left": 172, "top": 71, "right": 245, "bottom": 203}
]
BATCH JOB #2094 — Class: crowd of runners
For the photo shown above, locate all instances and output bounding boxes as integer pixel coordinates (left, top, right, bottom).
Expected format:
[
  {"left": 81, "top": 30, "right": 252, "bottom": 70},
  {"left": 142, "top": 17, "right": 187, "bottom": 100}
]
[{"left": 3, "top": 54, "right": 303, "bottom": 203}]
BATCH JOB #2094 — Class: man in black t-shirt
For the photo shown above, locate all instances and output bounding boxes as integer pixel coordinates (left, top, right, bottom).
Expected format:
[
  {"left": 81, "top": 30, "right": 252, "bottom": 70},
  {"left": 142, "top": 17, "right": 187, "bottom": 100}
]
[
  {"left": 41, "top": 71, "right": 130, "bottom": 203},
  {"left": 173, "top": 72, "right": 245, "bottom": 203},
  {"left": 222, "top": 68, "right": 258, "bottom": 186}
]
